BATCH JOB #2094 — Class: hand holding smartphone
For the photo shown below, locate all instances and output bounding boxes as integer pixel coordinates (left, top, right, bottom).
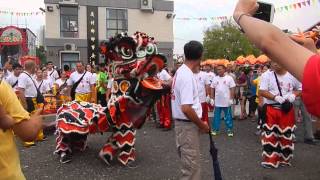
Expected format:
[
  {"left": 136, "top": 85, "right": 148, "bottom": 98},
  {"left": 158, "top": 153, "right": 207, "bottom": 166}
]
[{"left": 253, "top": 1, "right": 275, "bottom": 23}]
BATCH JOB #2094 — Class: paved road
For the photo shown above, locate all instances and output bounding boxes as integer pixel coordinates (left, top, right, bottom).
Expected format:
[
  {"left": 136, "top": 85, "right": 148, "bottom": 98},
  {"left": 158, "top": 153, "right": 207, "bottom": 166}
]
[{"left": 19, "top": 118, "right": 320, "bottom": 180}]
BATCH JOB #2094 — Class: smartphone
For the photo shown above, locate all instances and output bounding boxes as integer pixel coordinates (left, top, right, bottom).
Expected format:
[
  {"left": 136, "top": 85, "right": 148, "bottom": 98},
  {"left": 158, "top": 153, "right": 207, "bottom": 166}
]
[{"left": 253, "top": 1, "right": 275, "bottom": 23}]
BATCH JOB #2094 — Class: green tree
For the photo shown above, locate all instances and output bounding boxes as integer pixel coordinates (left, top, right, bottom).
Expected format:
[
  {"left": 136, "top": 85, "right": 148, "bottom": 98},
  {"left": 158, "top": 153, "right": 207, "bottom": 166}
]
[
  {"left": 203, "top": 21, "right": 260, "bottom": 61},
  {"left": 36, "top": 46, "right": 47, "bottom": 64}
]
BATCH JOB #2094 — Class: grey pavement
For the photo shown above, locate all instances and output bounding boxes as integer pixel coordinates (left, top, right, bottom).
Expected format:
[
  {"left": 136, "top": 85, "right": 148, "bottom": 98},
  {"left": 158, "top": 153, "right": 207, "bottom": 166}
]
[{"left": 19, "top": 116, "right": 320, "bottom": 180}]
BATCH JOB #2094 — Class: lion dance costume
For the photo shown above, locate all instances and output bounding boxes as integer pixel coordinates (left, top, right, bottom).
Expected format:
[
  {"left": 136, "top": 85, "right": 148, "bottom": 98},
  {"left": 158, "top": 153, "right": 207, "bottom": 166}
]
[{"left": 54, "top": 32, "right": 169, "bottom": 166}]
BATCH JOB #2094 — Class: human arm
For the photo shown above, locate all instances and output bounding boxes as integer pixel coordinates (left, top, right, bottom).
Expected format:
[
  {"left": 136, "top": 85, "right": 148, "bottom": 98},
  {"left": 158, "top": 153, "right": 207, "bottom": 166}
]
[
  {"left": 233, "top": 0, "right": 314, "bottom": 81},
  {"left": 0, "top": 81, "right": 42, "bottom": 141},
  {"left": 0, "top": 105, "right": 15, "bottom": 130},
  {"left": 259, "top": 90, "right": 276, "bottom": 101},
  {"left": 17, "top": 87, "right": 27, "bottom": 110},
  {"left": 12, "top": 109, "right": 43, "bottom": 142}
]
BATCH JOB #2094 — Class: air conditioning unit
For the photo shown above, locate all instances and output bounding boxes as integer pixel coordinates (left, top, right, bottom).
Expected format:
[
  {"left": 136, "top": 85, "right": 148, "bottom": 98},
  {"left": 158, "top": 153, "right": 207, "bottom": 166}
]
[
  {"left": 64, "top": 43, "right": 77, "bottom": 51},
  {"left": 141, "top": 0, "right": 153, "bottom": 11}
]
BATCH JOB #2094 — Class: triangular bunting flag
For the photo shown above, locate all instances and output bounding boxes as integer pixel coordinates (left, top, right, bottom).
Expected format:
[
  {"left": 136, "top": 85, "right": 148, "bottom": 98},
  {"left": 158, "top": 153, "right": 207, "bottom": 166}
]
[
  {"left": 289, "top": 4, "right": 293, "bottom": 9},
  {"left": 293, "top": 4, "right": 297, "bottom": 9},
  {"left": 307, "top": 0, "right": 311, "bottom": 5},
  {"left": 298, "top": 3, "right": 302, "bottom": 8},
  {"left": 302, "top": 1, "right": 306, "bottom": 6},
  {"left": 285, "top": 6, "right": 289, "bottom": 10}
]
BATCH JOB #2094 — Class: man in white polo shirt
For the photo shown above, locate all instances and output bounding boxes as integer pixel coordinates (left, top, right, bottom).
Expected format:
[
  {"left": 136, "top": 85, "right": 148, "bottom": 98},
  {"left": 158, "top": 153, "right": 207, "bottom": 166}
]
[
  {"left": 172, "top": 41, "right": 209, "bottom": 180},
  {"left": 67, "top": 61, "right": 95, "bottom": 102}
]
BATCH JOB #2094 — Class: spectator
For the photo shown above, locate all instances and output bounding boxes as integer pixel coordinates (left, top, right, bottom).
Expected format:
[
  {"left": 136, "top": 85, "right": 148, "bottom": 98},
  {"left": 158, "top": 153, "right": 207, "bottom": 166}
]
[
  {"left": 63, "top": 64, "right": 72, "bottom": 78},
  {"left": 156, "top": 64, "right": 172, "bottom": 130},
  {"left": 46, "top": 61, "right": 59, "bottom": 82},
  {"left": 35, "top": 70, "right": 51, "bottom": 94},
  {"left": 86, "top": 64, "right": 97, "bottom": 103},
  {"left": 54, "top": 71, "right": 70, "bottom": 105},
  {"left": 171, "top": 41, "right": 209, "bottom": 180},
  {"left": 5, "top": 63, "right": 22, "bottom": 92},
  {"left": 96, "top": 63, "right": 108, "bottom": 107},
  {"left": 3, "top": 60, "right": 13, "bottom": 80},
  {"left": 248, "top": 68, "right": 258, "bottom": 118},
  {"left": 252, "top": 65, "right": 269, "bottom": 135},
  {"left": 17, "top": 60, "right": 45, "bottom": 147},
  {"left": 293, "top": 97, "right": 317, "bottom": 145},
  {"left": 67, "top": 61, "right": 95, "bottom": 103},
  {"left": 42, "top": 70, "right": 54, "bottom": 90},
  {"left": 233, "top": 0, "right": 319, "bottom": 117},
  {"left": 210, "top": 64, "right": 236, "bottom": 137},
  {"left": 195, "top": 66, "right": 211, "bottom": 124},
  {"left": 237, "top": 69, "right": 248, "bottom": 120},
  {"left": 0, "top": 78, "right": 42, "bottom": 180}
]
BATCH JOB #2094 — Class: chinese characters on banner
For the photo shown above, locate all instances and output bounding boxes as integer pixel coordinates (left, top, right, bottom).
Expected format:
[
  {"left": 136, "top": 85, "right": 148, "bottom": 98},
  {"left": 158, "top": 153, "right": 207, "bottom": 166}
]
[{"left": 87, "top": 6, "right": 99, "bottom": 65}]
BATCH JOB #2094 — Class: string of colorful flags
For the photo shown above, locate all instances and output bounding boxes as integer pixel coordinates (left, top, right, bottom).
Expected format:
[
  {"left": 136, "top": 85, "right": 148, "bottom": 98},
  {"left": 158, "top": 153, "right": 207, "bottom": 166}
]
[
  {"left": 276, "top": 0, "right": 319, "bottom": 13},
  {"left": 175, "top": 0, "right": 320, "bottom": 21},
  {"left": 0, "top": 0, "right": 318, "bottom": 18},
  {"left": 0, "top": 10, "right": 44, "bottom": 16}
]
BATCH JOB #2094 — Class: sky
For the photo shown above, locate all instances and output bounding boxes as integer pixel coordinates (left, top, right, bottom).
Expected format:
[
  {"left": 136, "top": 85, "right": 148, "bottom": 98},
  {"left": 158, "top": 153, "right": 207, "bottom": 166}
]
[{"left": 0, "top": 0, "right": 319, "bottom": 54}]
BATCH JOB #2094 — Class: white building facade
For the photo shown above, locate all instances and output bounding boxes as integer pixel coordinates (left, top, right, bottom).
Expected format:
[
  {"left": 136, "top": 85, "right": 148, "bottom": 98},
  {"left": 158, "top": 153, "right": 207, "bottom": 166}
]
[{"left": 44, "top": 0, "right": 174, "bottom": 69}]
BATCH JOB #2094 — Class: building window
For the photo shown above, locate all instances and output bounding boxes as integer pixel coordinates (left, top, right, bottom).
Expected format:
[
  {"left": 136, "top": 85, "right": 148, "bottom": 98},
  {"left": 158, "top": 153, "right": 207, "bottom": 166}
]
[
  {"left": 60, "top": 6, "right": 79, "bottom": 38},
  {"left": 61, "top": 52, "right": 80, "bottom": 69},
  {"left": 106, "top": 9, "right": 128, "bottom": 38}
]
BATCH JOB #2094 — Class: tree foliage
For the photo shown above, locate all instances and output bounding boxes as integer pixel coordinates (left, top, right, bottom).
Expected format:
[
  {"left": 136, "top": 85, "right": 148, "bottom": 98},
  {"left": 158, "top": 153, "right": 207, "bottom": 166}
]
[
  {"left": 36, "top": 46, "right": 47, "bottom": 64},
  {"left": 203, "top": 22, "right": 260, "bottom": 61}
]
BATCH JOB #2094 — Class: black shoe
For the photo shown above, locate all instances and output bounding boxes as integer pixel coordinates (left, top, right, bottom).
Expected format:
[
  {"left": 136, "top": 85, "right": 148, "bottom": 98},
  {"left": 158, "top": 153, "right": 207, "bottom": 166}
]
[
  {"left": 60, "top": 153, "right": 72, "bottom": 164},
  {"left": 126, "top": 161, "right": 138, "bottom": 169},
  {"left": 304, "top": 139, "right": 319, "bottom": 145}
]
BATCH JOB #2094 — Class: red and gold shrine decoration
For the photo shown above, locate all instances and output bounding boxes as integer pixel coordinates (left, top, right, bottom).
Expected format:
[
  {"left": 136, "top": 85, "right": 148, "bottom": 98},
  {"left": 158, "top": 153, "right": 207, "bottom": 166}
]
[{"left": 0, "top": 26, "right": 28, "bottom": 52}]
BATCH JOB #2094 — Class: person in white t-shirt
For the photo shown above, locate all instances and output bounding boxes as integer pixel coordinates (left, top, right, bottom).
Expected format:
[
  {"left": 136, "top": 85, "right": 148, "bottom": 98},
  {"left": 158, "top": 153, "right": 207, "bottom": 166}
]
[
  {"left": 156, "top": 67, "right": 172, "bottom": 130},
  {"left": 203, "top": 64, "right": 215, "bottom": 112},
  {"left": 17, "top": 60, "right": 45, "bottom": 147},
  {"left": 35, "top": 69, "right": 51, "bottom": 94},
  {"left": 194, "top": 68, "right": 211, "bottom": 124},
  {"left": 259, "top": 61, "right": 301, "bottom": 169},
  {"left": 46, "top": 61, "right": 59, "bottom": 82},
  {"left": 3, "top": 60, "right": 13, "bottom": 80},
  {"left": 5, "top": 63, "right": 22, "bottom": 92},
  {"left": 86, "top": 64, "right": 97, "bottom": 103},
  {"left": 210, "top": 64, "right": 236, "bottom": 137},
  {"left": 67, "top": 62, "right": 95, "bottom": 102},
  {"left": 171, "top": 41, "right": 209, "bottom": 180},
  {"left": 42, "top": 70, "right": 54, "bottom": 90}
]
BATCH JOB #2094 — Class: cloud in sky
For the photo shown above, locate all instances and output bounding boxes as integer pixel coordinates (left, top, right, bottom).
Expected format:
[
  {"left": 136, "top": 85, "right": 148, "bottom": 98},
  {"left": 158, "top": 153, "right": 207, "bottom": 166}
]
[{"left": 0, "top": 0, "right": 319, "bottom": 54}]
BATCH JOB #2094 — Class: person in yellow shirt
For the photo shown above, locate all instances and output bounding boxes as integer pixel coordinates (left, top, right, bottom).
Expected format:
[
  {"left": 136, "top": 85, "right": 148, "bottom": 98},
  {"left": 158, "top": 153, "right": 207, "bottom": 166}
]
[{"left": 0, "top": 77, "right": 43, "bottom": 180}]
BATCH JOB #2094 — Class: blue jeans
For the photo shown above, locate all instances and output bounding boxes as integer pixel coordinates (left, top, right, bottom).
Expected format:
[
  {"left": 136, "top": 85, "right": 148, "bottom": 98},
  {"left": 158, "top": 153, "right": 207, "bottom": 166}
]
[{"left": 212, "top": 107, "right": 233, "bottom": 132}]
